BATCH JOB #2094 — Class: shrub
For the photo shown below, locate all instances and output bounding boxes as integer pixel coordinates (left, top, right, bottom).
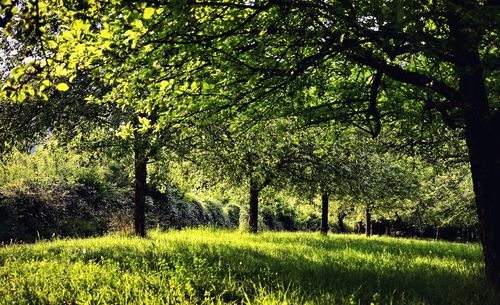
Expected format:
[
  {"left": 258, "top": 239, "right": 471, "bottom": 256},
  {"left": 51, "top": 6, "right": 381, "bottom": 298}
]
[
  {"left": 225, "top": 204, "right": 240, "bottom": 228},
  {"left": 296, "top": 212, "right": 321, "bottom": 232},
  {"left": 0, "top": 182, "right": 129, "bottom": 243},
  {"left": 204, "top": 201, "right": 227, "bottom": 227},
  {"left": 150, "top": 189, "right": 240, "bottom": 230}
]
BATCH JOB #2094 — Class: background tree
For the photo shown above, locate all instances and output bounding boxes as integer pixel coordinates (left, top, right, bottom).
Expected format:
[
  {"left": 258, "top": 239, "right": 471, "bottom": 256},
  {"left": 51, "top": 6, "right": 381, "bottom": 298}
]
[
  {"left": 284, "top": 125, "right": 352, "bottom": 235},
  {"left": 419, "top": 163, "right": 477, "bottom": 241},
  {"left": 191, "top": 119, "right": 299, "bottom": 233}
]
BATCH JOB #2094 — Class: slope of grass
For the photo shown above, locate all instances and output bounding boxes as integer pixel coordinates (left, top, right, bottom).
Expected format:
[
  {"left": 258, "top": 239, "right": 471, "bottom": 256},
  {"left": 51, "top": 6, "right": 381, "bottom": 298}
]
[{"left": 0, "top": 229, "right": 497, "bottom": 305}]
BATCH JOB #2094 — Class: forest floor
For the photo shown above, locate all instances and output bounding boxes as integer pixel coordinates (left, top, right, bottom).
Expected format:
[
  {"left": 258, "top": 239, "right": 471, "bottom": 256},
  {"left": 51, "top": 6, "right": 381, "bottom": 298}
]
[{"left": 0, "top": 229, "right": 497, "bottom": 305}]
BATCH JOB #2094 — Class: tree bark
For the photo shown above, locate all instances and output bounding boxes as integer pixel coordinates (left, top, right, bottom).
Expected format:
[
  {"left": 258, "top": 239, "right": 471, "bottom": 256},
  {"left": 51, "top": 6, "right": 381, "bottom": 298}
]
[
  {"left": 134, "top": 145, "right": 147, "bottom": 237},
  {"left": 365, "top": 207, "right": 372, "bottom": 237},
  {"left": 356, "top": 221, "right": 363, "bottom": 234},
  {"left": 337, "top": 212, "right": 345, "bottom": 233},
  {"left": 461, "top": 68, "right": 500, "bottom": 287},
  {"left": 320, "top": 191, "right": 329, "bottom": 235},
  {"left": 446, "top": 11, "right": 500, "bottom": 287},
  {"left": 249, "top": 186, "right": 259, "bottom": 233}
]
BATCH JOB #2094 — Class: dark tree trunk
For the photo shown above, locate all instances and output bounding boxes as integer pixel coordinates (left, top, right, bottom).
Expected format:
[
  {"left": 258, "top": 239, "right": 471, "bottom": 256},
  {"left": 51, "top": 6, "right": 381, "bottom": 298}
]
[
  {"left": 249, "top": 186, "right": 259, "bottom": 233},
  {"left": 435, "top": 227, "right": 439, "bottom": 242},
  {"left": 134, "top": 146, "right": 147, "bottom": 237},
  {"left": 320, "top": 191, "right": 329, "bottom": 235},
  {"left": 448, "top": 13, "right": 500, "bottom": 287},
  {"left": 461, "top": 71, "right": 500, "bottom": 287},
  {"left": 356, "top": 221, "right": 363, "bottom": 234},
  {"left": 337, "top": 212, "right": 345, "bottom": 233},
  {"left": 365, "top": 208, "right": 372, "bottom": 237}
]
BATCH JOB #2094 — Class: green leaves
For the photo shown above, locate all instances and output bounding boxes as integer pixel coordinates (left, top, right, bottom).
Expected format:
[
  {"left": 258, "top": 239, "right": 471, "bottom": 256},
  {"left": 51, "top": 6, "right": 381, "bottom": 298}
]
[
  {"left": 117, "top": 122, "right": 135, "bottom": 140},
  {"left": 143, "top": 7, "right": 155, "bottom": 20},
  {"left": 56, "top": 83, "right": 70, "bottom": 91},
  {"left": 11, "top": 67, "right": 24, "bottom": 82},
  {"left": 138, "top": 116, "right": 152, "bottom": 132},
  {"left": 47, "top": 40, "right": 58, "bottom": 49}
]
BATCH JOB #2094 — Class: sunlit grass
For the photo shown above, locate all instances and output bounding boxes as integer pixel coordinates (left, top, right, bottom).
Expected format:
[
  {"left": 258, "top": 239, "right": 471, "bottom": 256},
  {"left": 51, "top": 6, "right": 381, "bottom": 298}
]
[{"left": 0, "top": 228, "right": 497, "bottom": 304}]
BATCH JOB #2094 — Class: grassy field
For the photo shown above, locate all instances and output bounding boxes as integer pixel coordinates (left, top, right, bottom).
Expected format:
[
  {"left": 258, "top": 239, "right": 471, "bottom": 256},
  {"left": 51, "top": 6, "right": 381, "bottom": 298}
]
[{"left": 0, "top": 229, "right": 497, "bottom": 305}]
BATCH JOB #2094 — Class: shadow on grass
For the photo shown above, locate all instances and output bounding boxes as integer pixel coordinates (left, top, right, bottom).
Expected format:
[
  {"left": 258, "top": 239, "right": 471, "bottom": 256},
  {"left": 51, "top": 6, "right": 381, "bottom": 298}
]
[
  {"left": 166, "top": 239, "right": 494, "bottom": 305},
  {"left": 0, "top": 232, "right": 496, "bottom": 305}
]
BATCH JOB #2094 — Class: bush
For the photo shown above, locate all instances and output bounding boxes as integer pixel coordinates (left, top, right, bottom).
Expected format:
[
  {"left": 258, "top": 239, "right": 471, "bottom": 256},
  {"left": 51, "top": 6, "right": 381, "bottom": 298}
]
[
  {"left": 0, "top": 181, "right": 245, "bottom": 243},
  {"left": 204, "top": 201, "right": 227, "bottom": 227},
  {"left": 150, "top": 189, "right": 240, "bottom": 230},
  {"left": 0, "top": 182, "right": 129, "bottom": 243},
  {"left": 225, "top": 204, "right": 240, "bottom": 227},
  {"left": 296, "top": 212, "right": 321, "bottom": 232},
  {"left": 259, "top": 198, "right": 299, "bottom": 231}
]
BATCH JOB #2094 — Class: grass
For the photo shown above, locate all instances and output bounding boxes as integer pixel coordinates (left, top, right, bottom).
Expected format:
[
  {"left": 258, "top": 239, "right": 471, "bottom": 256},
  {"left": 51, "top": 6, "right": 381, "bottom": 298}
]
[{"left": 0, "top": 228, "right": 497, "bottom": 305}]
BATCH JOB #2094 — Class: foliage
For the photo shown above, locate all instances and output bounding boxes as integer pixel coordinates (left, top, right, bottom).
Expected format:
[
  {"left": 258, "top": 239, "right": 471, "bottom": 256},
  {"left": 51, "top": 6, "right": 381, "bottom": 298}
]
[
  {"left": 192, "top": 118, "right": 300, "bottom": 193},
  {"left": 151, "top": 191, "right": 238, "bottom": 230},
  {"left": 0, "top": 181, "right": 129, "bottom": 243},
  {"left": 260, "top": 197, "right": 298, "bottom": 231},
  {"left": 422, "top": 166, "right": 475, "bottom": 228},
  {"left": 0, "top": 142, "right": 122, "bottom": 190},
  {"left": 282, "top": 125, "right": 352, "bottom": 199},
  {"left": 0, "top": 145, "right": 243, "bottom": 241},
  {"left": 0, "top": 179, "right": 243, "bottom": 243}
]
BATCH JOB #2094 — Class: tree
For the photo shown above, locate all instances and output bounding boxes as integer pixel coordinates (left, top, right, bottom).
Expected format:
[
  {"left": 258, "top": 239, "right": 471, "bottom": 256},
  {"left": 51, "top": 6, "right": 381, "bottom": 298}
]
[
  {"left": 418, "top": 163, "right": 478, "bottom": 241},
  {"left": 348, "top": 143, "right": 418, "bottom": 236},
  {"left": 1, "top": 2, "right": 199, "bottom": 236},
  {"left": 192, "top": 119, "right": 297, "bottom": 233},
  {"left": 283, "top": 125, "right": 351, "bottom": 235}
]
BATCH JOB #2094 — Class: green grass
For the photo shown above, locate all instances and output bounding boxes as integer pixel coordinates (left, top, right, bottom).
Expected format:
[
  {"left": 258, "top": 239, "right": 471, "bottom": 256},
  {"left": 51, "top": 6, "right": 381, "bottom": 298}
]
[{"left": 0, "top": 229, "right": 497, "bottom": 305}]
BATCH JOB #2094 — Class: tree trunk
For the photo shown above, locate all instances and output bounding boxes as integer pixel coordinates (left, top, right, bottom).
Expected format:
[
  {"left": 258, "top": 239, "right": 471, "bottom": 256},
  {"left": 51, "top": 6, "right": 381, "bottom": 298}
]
[
  {"left": 448, "top": 14, "right": 500, "bottom": 287},
  {"left": 134, "top": 145, "right": 147, "bottom": 237},
  {"left": 435, "top": 227, "right": 439, "bottom": 242},
  {"left": 249, "top": 186, "right": 259, "bottom": 233},
  {"left": 320, "top": 191, "right": 329, "bottom": 235},
  {"left": 458, "top": 51, "right": 500, "bottom": 286},
  {"left": 356, "top": 221, "right": 363, "bottom": 234},
  {"left": 365, "top": 208, "right": 372, "bottom": 237},
  {"left": 337, "top": 212, "right": 345, "bottom": 233},
  {"left": 462, "top": 75, "right": 500, "bottom": 287}
]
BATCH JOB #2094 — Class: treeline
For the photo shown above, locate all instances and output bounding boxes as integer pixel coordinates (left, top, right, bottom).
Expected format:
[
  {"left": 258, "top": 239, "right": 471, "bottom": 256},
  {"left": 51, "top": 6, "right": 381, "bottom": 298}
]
[
  {"left": 0, "top": 180, "right": 479, "bottom": 244},
  {"left": 0, "top": 147, "right": 240, "bottom": 242},
  {"left": 0, "top": 181, "right": 240, "bottom": 243},
  {"left": 0, "top": 144, "right": 478, "bottom": 243}
]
